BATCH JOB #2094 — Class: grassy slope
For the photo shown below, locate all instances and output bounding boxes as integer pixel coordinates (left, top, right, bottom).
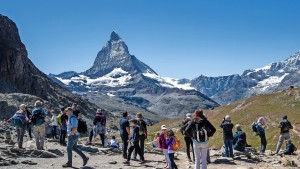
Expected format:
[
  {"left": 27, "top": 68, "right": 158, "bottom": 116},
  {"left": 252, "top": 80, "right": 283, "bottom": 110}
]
[{"left": 148, "top": 88, "right": 300, "bottom": 151}]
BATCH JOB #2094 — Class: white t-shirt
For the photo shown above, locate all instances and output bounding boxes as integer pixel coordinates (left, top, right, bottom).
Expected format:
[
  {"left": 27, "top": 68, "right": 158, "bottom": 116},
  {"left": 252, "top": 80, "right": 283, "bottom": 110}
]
[
  {"left": 51, "top": 114, "right": 57, "bottom": 126},
  {"left": 110, "top": 139, "right": 118, "bottom": 147}
]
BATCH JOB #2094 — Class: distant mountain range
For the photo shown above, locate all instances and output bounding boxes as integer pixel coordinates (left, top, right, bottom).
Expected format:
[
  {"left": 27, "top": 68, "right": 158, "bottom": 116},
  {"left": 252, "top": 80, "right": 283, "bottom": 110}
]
[
  {"left": 50, "top": 32, "right": 219, "bottom": 118},
  {"left": 189, "top": 51, "right": 300, "bottom": 104}
]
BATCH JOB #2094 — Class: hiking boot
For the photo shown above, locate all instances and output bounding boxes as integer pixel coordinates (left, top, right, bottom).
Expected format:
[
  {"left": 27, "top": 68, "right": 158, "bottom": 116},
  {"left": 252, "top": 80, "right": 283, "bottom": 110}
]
[
  {"left": 83, "top": 157, "right": 89, "bottom": 166},
  {"left": 139, "top": 160, "right": 146, "bottom": 164},
  {"left": 62, "top": 163, "right": 72, "bottom": 168},
  {"left": 123, "top": 161, "right": 130, "bottom": 166}
]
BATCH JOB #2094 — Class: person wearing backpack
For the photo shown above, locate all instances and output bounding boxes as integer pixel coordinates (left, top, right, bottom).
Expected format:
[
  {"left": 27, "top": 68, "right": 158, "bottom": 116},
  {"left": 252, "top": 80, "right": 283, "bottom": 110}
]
[
  {"left": 275, "top": 115, "right": 293, "bottom": 154},
  {"left": 5, "top": 104, "right": 30, "bottom": 148},
  {"left": 180, "top": 113, "right": 195, "bottom": 162},
  {"left": 233, "top": 124, "right": 247, "bottom": 152},
  {"left": 256, "top": 117, "right": 267, "bottom": 154},
  {"left": 134, "top": 113, "right": 147, "bottom": 160},
  {"left": 220, "top": 115, "right": 234, "bottom": 158},
  {"left": 25, "top": 106, "right": 33, "bottom": 140},
  {"left": 58, "top": 107, "right": 68, "bottom": 146},
  {"left": 31, "top": 100, "right": 46, "bottom": 150},
  {"left": 185, "top": 110, "right": 216, "bottom": 169},
  {"left": 62, "top": 107, "right": 89, "bottom": 168},
  {"left": 159, "top": 125, "right": 171, "bottom": 168},
  {"left": 166, "top": 129, "right": 178, "bottom": 169},
  {"left": 90, "top": 109, "right": 106, "bottom": 147},
  {"left": 50, "top": 110, "right": 58, "bottom": 139},
  {"left": 119, "top": 111, "right": 130, "bottom": 159},
  {"left": 123, "top": 119, "right": 145, "bottom": 166}
]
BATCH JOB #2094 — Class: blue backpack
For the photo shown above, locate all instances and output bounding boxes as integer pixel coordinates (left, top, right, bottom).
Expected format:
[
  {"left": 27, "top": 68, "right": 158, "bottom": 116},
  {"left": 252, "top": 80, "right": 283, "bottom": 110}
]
[{"left": 12, "top": 112, "right": 26, "bottom": 127}]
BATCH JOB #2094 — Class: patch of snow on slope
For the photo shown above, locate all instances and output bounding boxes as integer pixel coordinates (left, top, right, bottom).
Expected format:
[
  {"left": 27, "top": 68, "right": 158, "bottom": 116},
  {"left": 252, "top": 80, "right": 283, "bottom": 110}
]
[
  {"left": 252, "top": 73, "right": 289, "bottom": 91},
  {"left": 57, "top": 68, "right": 132, "bottom": 87},
  {"left": 143, "top": 72, "right": 194, "bottom": 90}
]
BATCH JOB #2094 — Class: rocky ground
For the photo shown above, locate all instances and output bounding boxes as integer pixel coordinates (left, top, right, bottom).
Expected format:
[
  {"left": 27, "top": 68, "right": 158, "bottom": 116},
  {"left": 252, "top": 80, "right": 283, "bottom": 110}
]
[{"left": 0, "top": 121, "right": 299, "bottom": 169}]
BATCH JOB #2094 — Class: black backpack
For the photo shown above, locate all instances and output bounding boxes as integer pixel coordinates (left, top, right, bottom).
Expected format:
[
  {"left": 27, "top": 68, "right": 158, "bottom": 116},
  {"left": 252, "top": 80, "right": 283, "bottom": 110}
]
[
  {"left": 77, "top": 120, "right": 88, "bottom": 133},
  {"left": 194, "top": 120, "right": 212, "bottom": 143},
  {"left": 281, "top": 120, "right": 291, "bottom": 133},
  {"left": 252, "top": 123, "right": 258, "bottom": 134},
  {"left": 31, "top": 109, "right": 45, "bottom": 125}
]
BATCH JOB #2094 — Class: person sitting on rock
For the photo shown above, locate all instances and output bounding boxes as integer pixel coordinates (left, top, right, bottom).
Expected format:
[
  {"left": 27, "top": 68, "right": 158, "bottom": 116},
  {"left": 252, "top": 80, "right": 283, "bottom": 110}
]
[
  {"left": 110, "top": 136, "right": 119, "bottom": 148},
  {"left": 5, "top": 104, "right": 30, "bottom": 149},
  {"left": 233, "top": 124, "right": 247, "bottom": 152},
  {"left": 283, "top": 139, "right": 297, "bottom": 155}
]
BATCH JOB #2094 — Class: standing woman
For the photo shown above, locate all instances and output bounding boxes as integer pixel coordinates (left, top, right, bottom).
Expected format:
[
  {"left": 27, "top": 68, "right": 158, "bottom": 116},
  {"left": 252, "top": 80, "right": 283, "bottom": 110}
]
[
  {"left": 25, "top": 106, "right": 33, "bottom": 140},
  {"left": 257, "top": 117, "right": 267, "bottom": 154},
  {"left": 185, "top": 110, "right": 216, "bottom": 169},
  {"left": 93, "top": 109, "right": 106, "bottom": 147},
  {"left": 166, "top": 129, "right": 178, "bottom": 169},
  {"left": 159, "top": 125, "right": 171, "bottom": 168},
  {"left": 5, "top": 104, "right": 30, "bottom": 148}
]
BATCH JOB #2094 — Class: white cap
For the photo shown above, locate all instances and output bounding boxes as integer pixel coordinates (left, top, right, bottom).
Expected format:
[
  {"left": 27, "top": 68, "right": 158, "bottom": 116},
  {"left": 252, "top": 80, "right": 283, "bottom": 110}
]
[{"left": 161, "top": 125, "right": 167, "bottom": 130}]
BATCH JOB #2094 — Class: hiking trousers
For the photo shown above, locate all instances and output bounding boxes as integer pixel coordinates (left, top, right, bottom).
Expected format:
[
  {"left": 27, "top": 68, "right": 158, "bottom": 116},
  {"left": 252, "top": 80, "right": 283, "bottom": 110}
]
[
  {"left": 134, "top": 134, "right": 146, "bottom": 158},
  {"left": 127, "top": 142, "right": 144, "bottom": 162},
  {"left": 162, "top": 149, "right": 171, "bottom": 167},
  {"left": 34, "top": 123, "right": 45, "bottom": 150},
  {"left": 67, "top": 134, "right": 87, "bottom": 164},
  {"left": 259, "top": 134, "right": 267, "bottom": 153},
  {"left": 16, "top": 125, "right": 26, "bottom": 148},
  {"left": 60, "top": 130, "right": 67, "bottom": 145},
  {"left": 184, "top": 137, "right": 195, "bottom": 160},
  {"left": 224, "top": 139, "right": 234, "bottom": 157},
  {"left": 121, "top": 135, "right": 129, "bottom": 158},
  {"left": 193, "top": 142, "right": 208, "bottom": 169},
  {"left": 51, "top": 126, "right": 58, "bottom": 139},
  {"left": 169, "top": 153, "right": 178, "bottom": 169},
  {"left": 275, "top": 132, "right": 290, "bottom": 153}
]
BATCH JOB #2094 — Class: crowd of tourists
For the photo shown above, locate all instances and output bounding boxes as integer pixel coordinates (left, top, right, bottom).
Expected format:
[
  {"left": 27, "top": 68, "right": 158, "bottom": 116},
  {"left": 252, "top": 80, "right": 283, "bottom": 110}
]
[{"left": 4, "top": 100, "right": 297, "bottom": 169}]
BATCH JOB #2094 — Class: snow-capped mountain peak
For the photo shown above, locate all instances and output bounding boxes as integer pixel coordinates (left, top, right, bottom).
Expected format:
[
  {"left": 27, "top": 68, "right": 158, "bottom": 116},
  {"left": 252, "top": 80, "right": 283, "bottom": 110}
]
[{"left": 110, "top": 31, "right": 122, "bottom": 41}]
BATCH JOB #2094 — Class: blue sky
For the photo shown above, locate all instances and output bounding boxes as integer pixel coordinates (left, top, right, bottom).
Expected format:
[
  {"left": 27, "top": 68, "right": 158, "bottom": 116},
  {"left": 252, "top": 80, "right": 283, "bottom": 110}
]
[{"left": 1, "top": 0, "right": 300, "bottom": 79}]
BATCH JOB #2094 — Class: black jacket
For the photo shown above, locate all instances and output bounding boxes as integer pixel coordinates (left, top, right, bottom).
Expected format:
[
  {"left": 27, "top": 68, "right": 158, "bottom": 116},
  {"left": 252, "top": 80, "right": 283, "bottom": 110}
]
[
  {"left": 185, "top": 119, "right": 216, "bottom": 139},
  {"left": 220, "top": 120, "right": 234, "bottom": 140}
]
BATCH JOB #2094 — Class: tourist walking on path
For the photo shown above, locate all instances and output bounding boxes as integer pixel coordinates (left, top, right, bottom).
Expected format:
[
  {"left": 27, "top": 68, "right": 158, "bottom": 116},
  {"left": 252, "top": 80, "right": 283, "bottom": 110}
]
[
  {"left": 220, "top": 115, "right": 234, "bottom": 158},
  {"left": 159, "top": 125, "right": 171, "bottom": 168},
  {"left": 180, "top": 113, "right": 195, "bottom": 162},
  {"left": 123, "top": 119, "right": 145, "bottom": 166},
  {"left": 62, "top": 107, "right": 89, "bottom": 168},
  {"left": 185, "top": 110, "right": 216, "bottom": 169},
  {"left": 5, "top": 104, "right": 30, "bottom": 148},
  {"left": 32, "top": 100, "right": 46, "bottom": 150},
  {"left": 134, "top": 113, "right": 147, "bottom": 159},
  {"left": 256, "top": 117, "right": 267, "bottom": 153},
  {"left": 119, "top": 112, "right": 130, "bottom": 159},
  {"left": 275, "top": 115, "right": 293, "bottom": 154}
]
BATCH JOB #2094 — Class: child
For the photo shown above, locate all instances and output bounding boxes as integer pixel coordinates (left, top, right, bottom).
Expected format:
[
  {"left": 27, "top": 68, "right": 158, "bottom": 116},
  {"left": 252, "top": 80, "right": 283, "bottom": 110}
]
[
  {"left": 110, "top": 136, "right": 119, "bottom": 148},
  {"left": 166, "top": 129, "right": 178, "bottom": 169},
  {"left": 283, "top": 139, "right": 296, "bottom": 155},
  {"left": 151, "top": 132, "right": 160, "bottom": 148},
  {"left": 123, "top": 119, "right": 145, "bottom": 166},
  {"left": 50, "top": 110, "right": 58, "bottom": 139}
]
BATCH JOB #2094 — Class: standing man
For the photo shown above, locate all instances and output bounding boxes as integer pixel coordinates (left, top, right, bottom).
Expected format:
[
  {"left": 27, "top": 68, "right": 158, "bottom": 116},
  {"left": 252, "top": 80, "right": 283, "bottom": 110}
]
[
  {"left": 180, "top": 113, "right": 195, "bottom": 162},
  {"left": 119, "top": 112, "right": 130, "bottom": 159},
  {"left": 134, "top": 113, "right": 147, "bottom": 160},
  {"left": 32, "top": 100, "right": 46, "bottom": 150},
  {"left": 220, "top": 115, "right": 234, "bottom": 158},
  {"left": 275, "top": 115, "right": 293, "bottom": 154},
  {"left": 62, "top": 107, "right": 89, "bottom": 168}
]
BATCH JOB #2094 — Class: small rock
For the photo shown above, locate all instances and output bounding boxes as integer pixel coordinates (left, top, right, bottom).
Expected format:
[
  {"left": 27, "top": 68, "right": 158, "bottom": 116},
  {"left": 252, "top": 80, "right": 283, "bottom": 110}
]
[
  {"left": 10, "top": 160, "right": 18, "bottom": 165},
  {"left": 108, "top": 161, "right": 117, "bottom": 164}
]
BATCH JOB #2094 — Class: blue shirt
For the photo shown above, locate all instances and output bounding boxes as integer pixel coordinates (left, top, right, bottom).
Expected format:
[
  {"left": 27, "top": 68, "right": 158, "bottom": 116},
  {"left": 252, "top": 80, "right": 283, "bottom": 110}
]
[
  {"left": 67, "top": 113, "right": 79, "bottom": 136},
  {"left": 119, "top": 117, "right": 130, "bottom": 137}
]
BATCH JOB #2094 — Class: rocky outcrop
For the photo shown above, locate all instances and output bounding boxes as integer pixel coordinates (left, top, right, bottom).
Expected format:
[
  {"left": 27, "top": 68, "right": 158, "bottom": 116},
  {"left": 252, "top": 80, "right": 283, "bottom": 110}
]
[{"left": 0, "top": 14, "right": 99, "bottom": 118}]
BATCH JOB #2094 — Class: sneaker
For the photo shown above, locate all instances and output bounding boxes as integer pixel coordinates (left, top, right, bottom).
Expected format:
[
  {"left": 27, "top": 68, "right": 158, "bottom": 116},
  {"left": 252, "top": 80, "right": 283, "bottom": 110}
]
[
  {"left": 123, "top": 161, "right": 130, "bottom": 166},
  {"left": 62, "top": 163, "right": 72, "bottom": 168},
  {"left": 83, "top": 157, "right": 89, "bottom": 166}
]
